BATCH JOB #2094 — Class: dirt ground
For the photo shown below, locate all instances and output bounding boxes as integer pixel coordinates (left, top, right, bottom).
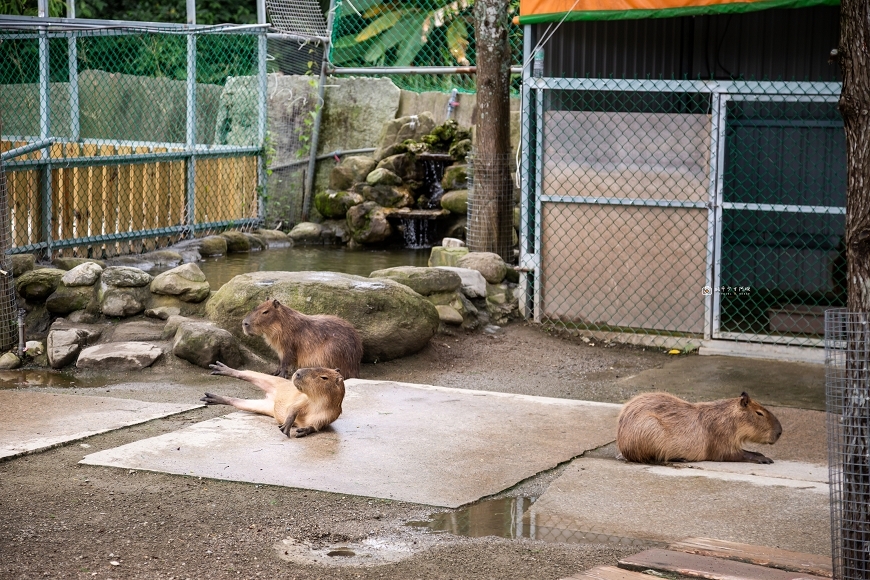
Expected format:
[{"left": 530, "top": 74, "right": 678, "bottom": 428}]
[{"left": 0, "top": 322, "right": 672, "bottom": 580}]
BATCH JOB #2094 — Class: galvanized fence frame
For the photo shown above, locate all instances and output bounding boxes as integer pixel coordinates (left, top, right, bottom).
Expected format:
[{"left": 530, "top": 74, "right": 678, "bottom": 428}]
[
  {"left": 520, "top": 73, "right": 843, "bottom": 349},
  {"left": 0, "top": 16, "right": 269, "bottom": 258}
]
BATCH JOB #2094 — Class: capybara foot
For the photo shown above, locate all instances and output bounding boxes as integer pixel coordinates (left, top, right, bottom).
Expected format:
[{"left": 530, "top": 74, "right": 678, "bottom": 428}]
[
  {"left": 201, "top": 392, "right": 229, "bottom": 405},
  {"left": 744, "top": 450, "right": 773, "bottom": 464},
  {"left": 272, "top": 367, "right": 289, "bottom": 379},
  {"left": 295, "top": 427, "right": 315, "bottom": 438},
  {"left": 209, "top": 361, "right": 235, "bottom": 376}
]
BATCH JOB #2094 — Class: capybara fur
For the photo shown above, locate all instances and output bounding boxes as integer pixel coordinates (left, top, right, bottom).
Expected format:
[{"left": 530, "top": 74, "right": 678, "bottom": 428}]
[
  {"left": 203, "top": 362, "right": 345, "bottom": 438},
  {"left": 242, "top": 298, "right": 363, "bottom": 379},
  {"left": 616, "top": 391, "right": 782, "bottom": 464}
]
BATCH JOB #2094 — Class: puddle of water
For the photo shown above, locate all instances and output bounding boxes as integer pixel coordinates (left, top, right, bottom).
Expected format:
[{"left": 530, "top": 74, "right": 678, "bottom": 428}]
[
  {"left": 194, "top": 247, "right": 431, "bottom": 290},
  {"left": 407, "top": 496, "right": 661, "bottom": 548},
  {"left": 0, "top": 369, "right": 102, "bottom": 389}
]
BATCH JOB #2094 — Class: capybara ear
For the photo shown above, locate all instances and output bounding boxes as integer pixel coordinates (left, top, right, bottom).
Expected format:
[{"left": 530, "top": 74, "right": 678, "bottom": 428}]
[
  {"left": 334, "top": 368, "right": 343, "bottom": 379},
  {"left": 271, "top": 298, "right": 281, "bottom": 308},
  {"left": 739, "top": 392, "right": 750, "bottom": 407}
]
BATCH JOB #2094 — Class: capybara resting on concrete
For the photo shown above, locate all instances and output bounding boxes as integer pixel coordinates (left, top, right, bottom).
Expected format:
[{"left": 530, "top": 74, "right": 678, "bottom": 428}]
[
  {"left": 242, "top": 298, "right": 363, "bottom": 379},
  {"left": 203, "top": 361, "right": 345, "bottom": 438},
  {"left": 616, "top": 391, "right": 782, "bottom": 464}
]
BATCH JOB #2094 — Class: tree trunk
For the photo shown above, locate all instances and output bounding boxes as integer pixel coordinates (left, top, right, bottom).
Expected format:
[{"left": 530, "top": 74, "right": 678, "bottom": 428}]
[
  {"left": 470, "top": 0, "right": 514, "bottom": 260},
  {"left": 838, "top": 1, "right": 870, "bottom": 576}
]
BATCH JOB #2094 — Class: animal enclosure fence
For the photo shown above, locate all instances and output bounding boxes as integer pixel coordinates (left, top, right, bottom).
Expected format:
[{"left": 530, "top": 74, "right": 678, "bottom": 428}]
[
  {"left": 0, "top": 16, "right": 268, "bottom": 259},
  {"left": 520, "top": 77, "right": 845, "bottom": 348}
]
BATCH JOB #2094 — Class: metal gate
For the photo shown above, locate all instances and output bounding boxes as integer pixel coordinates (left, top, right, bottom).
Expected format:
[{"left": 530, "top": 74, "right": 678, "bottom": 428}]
[{"left": 520, "top": 77, "right": 844, "bottom": 349}]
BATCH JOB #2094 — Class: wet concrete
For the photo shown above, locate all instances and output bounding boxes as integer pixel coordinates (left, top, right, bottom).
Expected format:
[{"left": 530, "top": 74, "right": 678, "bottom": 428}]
[
  {"left": 527, "top": 457, "right": 830, "bottom": 555},
  {"left": 0, "top": 391, "right": 200, "bottom": 459},
  {"left": 80, "top": 380, "right": 622, "bottom": 508},
  {"left": 618, "top": 354, "right": 826, "bottom": 410}
]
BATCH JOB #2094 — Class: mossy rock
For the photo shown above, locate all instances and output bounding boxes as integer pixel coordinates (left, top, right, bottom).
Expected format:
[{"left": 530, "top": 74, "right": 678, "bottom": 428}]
[{"left": 314, "top": 190, "right": 364, "bottom": 219}]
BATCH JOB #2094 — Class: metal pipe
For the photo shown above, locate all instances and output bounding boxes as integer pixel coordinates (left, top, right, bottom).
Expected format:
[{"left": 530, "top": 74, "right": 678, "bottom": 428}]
[
  {"left": 269, "top": 148, "right": 376, "bottom": 172},
  {"left": 257, "top": 0, "right": 268, "bottom": 225},
  {"left": 301, "top": 0, "right": 336, "bottom": 221},
  {"left": 37, "top": 14, "right": 53, "bottom": 259},
  {"left": 185, "top": 2, "right": 197, "bottom": 239},
  {"left": 0, "top": 138, "right": 57, "bottom": 161},
  {"left": 17, "top": 309, "right": 26, "bottom": 356},
  {"left": 328, "top": 66, "right": 524, "bottom": 75},
  {"left": 266, "top": 32, "right": 330, "bottom": 44},
  {"left": 5, "top": 148, "right": 260, "bottom": 169},
  {"left": 0, "top": 15, "right": 270, "bottom": 33}
]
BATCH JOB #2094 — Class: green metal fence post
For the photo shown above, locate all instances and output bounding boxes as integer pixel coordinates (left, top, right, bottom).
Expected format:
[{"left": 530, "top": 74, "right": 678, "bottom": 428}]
[{"left": 185, "top": 0, "right": 197, "bottom": 239}]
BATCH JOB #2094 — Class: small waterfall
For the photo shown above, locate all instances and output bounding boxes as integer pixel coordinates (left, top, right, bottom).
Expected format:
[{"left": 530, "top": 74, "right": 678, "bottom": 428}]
[
  {"left": 418, "top": 155, "right": 451, "bottom": 209},
  {"left": 401, "top": 217, "right": 434, "bottom": 249}
]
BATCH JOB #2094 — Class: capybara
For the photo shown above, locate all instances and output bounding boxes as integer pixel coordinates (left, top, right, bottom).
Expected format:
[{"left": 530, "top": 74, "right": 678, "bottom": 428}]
[
  {"left": 616, "top": 391, "right": 782, "bottom": 464},
  {"left": 242, "top": 299, "right": 363, "bottom": 379},
  {"left": 203, "top": 361, "right": 345, "bottom": 438}
]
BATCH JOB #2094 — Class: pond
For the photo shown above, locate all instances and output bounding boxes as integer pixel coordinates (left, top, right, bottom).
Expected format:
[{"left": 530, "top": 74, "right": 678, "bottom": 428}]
[{"left": 195, "top": 246, "right": 432, "bottom": 290}]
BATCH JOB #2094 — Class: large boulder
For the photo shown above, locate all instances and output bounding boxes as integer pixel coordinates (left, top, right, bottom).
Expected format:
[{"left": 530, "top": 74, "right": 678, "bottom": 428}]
[
  {"left": 346, "top": 202, "right": 392, "bottom": 245},
  {"left": 457, "top": 252, "right": 508, "bottom": 284},
  {"left": 253, "top": 229, "right": 293, "bottom": 248},
  {"left": 100, "top": 287, "right": 150, "bottom": 318},
  {"left": 428, "top": 246, "right": 469, "bottom": 267},
  {"left": 76, "top": 342, "right": 163, "bottom": 371},
  {"left": 436, "top": 266, "right": 488, "bottom": 298},
  {"left": 314, "top": 190, "right": 364, "bottom": 219},
  {"left": 16, "top": 269, "right": 64, "bottom": 302},
  {"left": 47, "top": 326, "right": 102, "bottom": 369},
  {"left": 289, "top": 222, "right": 328, "bottom": 245},
  {"left": 61, "top": 262, "right": 103, "bottom": 287},
  {"left": 198, "top": 235, "right": 229, "bottom": 257},
  {"left": 369, "top": 266, "right": 461, "bottom": 296},
  {"left": 171, "top": 320, "right": 242, "bottom": 369},
  {"left": 45, "top": 285, "right": 95, "bottom": 315},
  {"left": 366, "top": 167, "right": 403, "bottom": 187},
  {"left": 376, "top": 153, "right": 418, "bottom": 182},
  {"left": 329, "top": 156, "right": 377, "bottom": 190},
  {"left": 441, "top": 164, "right": 468, "bottom": 190},
  {"left": 220, "top": 231, "right": 252, "bottom": 253},
  {"left": 150, "top": 263, "right": 211, "bottom": 303},
  {"left": 101, "top": 266, "right": 152, "bottom": 288},
  {"left": 11, "top": 254, "right": 35, "bottom": 277},
  {"left": 205, "top": 271, "right": 439, "bottom": 363},
  {"left": 440, "top": 189, "right": 468, "bottom": 214},
  {"left": 373, "top": 112, "right": 436, "bottom": 161},
  {"left": 354, "top": 184, "right": 414, "bottom": 209}
]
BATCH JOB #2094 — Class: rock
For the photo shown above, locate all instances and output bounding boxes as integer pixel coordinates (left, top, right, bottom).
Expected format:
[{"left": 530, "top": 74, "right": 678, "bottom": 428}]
[
  {"left": 145, "top": 306, "right": 181, "bottom": 320},
  {"left": 148, "top": 294, "right": 209, "bottom": 318},
  {"left": 253, "top": 229, "right": 293, "bottom": 248},
  {"left": 443, "top": 215, "right": 467, "bottom": 241},
  {"left": 220, "top": 231, "right": 251, "bottom": 253},
  {"left": 505, "top": 265, "right": 520, "bottom": 284},
  {"left": 441, "top": 164, "right": 468, "bottom": 190},
  {"left": 487, "top": 282, "right": 519, "bottom": 325},
  {"left": 441, "top": 237, "right": 466, "bottom": 248},
  {"left": 320, "top": 219, "right": 350, "bottom": 244},
  {"left": 449, "top": 138, "right": 472, "bottom": 161},
  {"left": 61, "top": 262, "right": 103, "bottom": 287},
  {"left": 457, "top": 252, "right": 508, "bottom": 284},
  {"left": 427, "top": 290, "right": 479, "bottom": 330},
  {"left": 47, "top": 327, "right": 101, "bottom": 368},
  {"left": 369, "top": 266, "right": 461, "bottom": 296},
  {"left": 205, "top": 271, "right": 439, "bottom": 363},
  {"left": 107, "top": 250, "right": 183, "bottom": 270},
  {"left": 198, "top": 235, "right": 228, "bottom": 257},
  {"left": 100, "top": 287, "right": 150, "bottom": 318},
  {"left": 376, "top": 153, "right": 418, "bottom": 181},
  {"left": 54, "top": 257, "right": 107, "bottom": 270},
  {"left": 16, "top": 268, "right": 64, "bottom": 302},
  {"left": 10, "top": 254, "right": 35, "bottom": 277},
  {"left": 76, "top": 342, "right": 163, "bottom": 371},
  {"left": 101, "top": 266, "right": 152, "bottom": 288},
  {"left": 330, "top": 156, "right": 377, "bottom": 190},
  {"left": 45, "top": 286, "right": 94, "bottom": 315},
  {"left": 171, "top": 320, "right": 243, "bottom": 369},
  {"left": 436, "top": 266, "right": 488, "bottom": 298},
  {"left": 25, "top": 340, "right": 45, "bottom": 356},
  {"left": 366, "top": 167, "right": 403, "bottom": 187},
  {"left": 346, "top": 202, "right": 392, "bottom": 245},
  {"left": 428, "top": 246, "right": 469, "bottom": 267},
  {"left": 440, "top": 189, "right": 468, "bottom": 214},
  {"left": 150, "top": 263, "right": 210, "bottom": 303},
  {"left": 111, "top": 320, "right": 166, "bottom": 342},
  {"left": 435, "top": 305, "right": 464, "bottom": 326},
  {"left": 245, "top": 233, "right": 266, "bottom": 252},
  {"left": 374, "top": 112, "right": 436, "bottom": 161},
  {"left": 314, "top": 190, "right": 364, "bottom": 219},
  {"left": 0, "top": 352, "right": 21, "bottom": 369},
  {"left": 354, "top": 184, "right": 414, "bottom": 209},
  {"left": 289, "top": 222, "right": 326, "bottom": 245},
  {"left": 67, "top": 310, "right": 100, "bottom": 324}
]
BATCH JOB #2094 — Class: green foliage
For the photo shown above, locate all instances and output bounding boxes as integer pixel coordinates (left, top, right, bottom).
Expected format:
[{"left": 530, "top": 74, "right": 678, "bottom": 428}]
[{"left": 1, "top": 0, "right": 66, "bottom": 16}]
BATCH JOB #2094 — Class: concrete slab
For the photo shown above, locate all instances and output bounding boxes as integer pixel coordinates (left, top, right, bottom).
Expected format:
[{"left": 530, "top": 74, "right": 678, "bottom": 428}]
[
  {"left": 0, "top": 391, "right": 200, "bottom": 460},
  {"left": 80, "top": 379, "right": 622, "bottom": 508},
  {"left": 527, "top": 457, "right": 830, "bottom": 555},
  {"left": 618, "top": 355, "right": 826, "bottom": 411}
]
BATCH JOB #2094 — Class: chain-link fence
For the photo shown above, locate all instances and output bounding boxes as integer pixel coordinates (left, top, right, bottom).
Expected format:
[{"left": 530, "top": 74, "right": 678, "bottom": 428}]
[
  {"left": 520, "top": 78, "right": 844, "bottom": 347},
  {"left": 0, "top": 17, "right": 267, "bottom": 259},
  {"left": 329, "top": 0, "right": 523, "bottom": 94},
  {"left": 826, "top": 308, "right": 870, "bottom": 580},
  {"left": 467, "top": 153, "right": 516, "bottom": 261},
  {"left": 0, "top": 153, "right": 19, "bottom": 351}
]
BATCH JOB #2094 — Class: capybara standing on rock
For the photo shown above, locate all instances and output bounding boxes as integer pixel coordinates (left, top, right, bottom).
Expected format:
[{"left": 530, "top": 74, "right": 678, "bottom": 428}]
[
  {"left": 242, "top": 299, "right": 363, "bottom": 379},
  {"left": 203, "top": 361, "right": 345, "bottom": 438},
  {"left": 616, "top": 391, "right": 782, "bottom": 464}
]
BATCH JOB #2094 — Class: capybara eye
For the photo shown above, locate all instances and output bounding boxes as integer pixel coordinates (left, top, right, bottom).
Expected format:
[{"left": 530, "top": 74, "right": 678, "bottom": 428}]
[{"left": 756, "top": 410, "right": 764, "bottom": 416}]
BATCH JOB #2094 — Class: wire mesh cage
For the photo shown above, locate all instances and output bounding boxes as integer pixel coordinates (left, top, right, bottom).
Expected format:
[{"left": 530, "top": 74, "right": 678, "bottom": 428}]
[
  {"left": 0, "top": 156, "right": 20, "bottom": 351},
  {"left": 826, "top": 308, "right": 870, "bottom": 580},
  {"left": 0, "top": 19, "right": 266, "bottom": 260},
  {"left": 467, "top": 152, "right": 516, "bottom": 262},
  {"left": 520, "top": 77, "right": 844, "bottom": 347}
]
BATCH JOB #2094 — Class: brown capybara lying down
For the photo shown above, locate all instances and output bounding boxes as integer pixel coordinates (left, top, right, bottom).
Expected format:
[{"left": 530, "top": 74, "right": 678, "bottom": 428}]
[
  {"left": 242, "top": 298, "right": 363, "bottom": 379},
  {"left": 616, "top": 391, "right": 782, "bottom": 464},
  {"left": 203, "top": 362, "right": 345, "bottom": 438}
]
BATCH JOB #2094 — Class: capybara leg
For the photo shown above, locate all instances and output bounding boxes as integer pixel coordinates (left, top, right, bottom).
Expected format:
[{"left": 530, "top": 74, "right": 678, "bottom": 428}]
[
  {"left": 211, "top": 362, "right": 284, "bottom": 397},
  {"left": 294, "top": 427, "right": 315, "bottom": 438},
  {"left": 202, "top": 393, "right": 274, "bottom": 417},
  {"left": 741, "top": 450, "right": 773, "bottom": 464},
  {"left": 279, "top": 412, "right": 298, "bottom": 438},
  {"left": 275, "top": 361, "right": 290, "bottom": 379}
]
